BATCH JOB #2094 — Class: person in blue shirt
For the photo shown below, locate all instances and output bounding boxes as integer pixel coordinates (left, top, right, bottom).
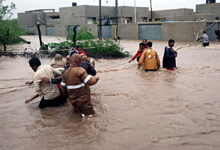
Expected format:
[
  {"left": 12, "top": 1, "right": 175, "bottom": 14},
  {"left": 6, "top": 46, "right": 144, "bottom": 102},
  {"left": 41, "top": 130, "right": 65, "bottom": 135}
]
[{"left": 162, "top": 39, "right": 177, "bottom": 71}]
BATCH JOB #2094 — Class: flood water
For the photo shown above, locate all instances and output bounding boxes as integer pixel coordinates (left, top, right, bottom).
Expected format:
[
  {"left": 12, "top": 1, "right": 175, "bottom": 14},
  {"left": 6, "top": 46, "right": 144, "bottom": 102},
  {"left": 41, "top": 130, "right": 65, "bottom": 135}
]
[{"left": 1, "top": 36, "right": 220, "bottom": 150}]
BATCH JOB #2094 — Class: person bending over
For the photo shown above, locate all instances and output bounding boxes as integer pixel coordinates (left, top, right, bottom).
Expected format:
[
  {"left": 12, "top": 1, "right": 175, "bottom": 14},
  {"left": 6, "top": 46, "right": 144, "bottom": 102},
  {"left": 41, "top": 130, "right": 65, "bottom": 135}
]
[
  {"left": 25, "top": 57, "right": 66, "bottom": 109},
  {"left": 129, "top": 42, "right": 146, "bottom": 63}
]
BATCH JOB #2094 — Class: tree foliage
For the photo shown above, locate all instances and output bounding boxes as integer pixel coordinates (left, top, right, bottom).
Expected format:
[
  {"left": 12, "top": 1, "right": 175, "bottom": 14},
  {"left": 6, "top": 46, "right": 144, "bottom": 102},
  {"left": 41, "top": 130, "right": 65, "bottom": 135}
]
[{"left": 0, "top": 0, "right": 28, "bottom": 51}]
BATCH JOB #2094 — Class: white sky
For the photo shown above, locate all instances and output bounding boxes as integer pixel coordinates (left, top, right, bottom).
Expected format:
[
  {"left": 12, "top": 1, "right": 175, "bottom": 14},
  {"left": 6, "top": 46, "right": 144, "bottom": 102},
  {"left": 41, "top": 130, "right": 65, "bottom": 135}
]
[{"left": 3, "top": 0, "right": 220, "bottom": 18}]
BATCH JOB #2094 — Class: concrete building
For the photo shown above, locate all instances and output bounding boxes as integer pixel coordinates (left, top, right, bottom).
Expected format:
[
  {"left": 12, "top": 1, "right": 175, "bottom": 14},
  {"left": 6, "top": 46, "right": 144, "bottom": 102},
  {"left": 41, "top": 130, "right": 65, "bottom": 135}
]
[
  {"left": 17, "top": 3, "right": 220, "bottom": 41},
  {"left": 195, "top": 3, "right": 220, "bottom": 21},
  {"left": 152, "top": 9, "right": 195, "bottom": 22}
]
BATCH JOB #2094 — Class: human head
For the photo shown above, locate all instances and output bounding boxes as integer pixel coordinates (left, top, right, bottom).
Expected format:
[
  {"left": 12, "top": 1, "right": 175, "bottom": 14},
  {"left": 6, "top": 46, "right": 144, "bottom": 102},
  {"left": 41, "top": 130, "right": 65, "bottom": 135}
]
[
  {"left": 29, "top": 57, "right": 41, "bottom": 72},
  {"left": 76, "top": 44, "right": 83, "bottom": 54},
  {"left": 203, "top": 31, "right": 206, "bottom": 34},
  {"left": 168, "top": 39, "right": 175, "bottom": 48},
  {"left": 69, "top": 49, "right": 79, "bottom": 57},
  {"left": 139, "top": 42, "right": 145, "bottom": 50},
  {"left": 69, "top": 54, "right": 82, "bottom": 67},
  {"left": 147, "top": 41, "right": 152, "bottom": 48},
  {"left": 55, "top": 54, "right": 62, "bottom": 61},
  {"left": 142, "top": 39, "right": 147, "bottom": 45}
]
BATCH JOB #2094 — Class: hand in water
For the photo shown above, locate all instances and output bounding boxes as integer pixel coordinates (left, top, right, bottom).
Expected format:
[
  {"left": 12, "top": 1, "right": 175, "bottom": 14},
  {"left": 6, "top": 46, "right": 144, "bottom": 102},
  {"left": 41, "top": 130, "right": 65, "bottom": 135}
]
[
  {"left": 25, "top": 99, "right": 32, "bottom": 104},
  {"left": 96, "top": 77, "right": 100, "bottom": 81},
  {"left": 25, "top": 81, "right": 33, "bottom": 86}
]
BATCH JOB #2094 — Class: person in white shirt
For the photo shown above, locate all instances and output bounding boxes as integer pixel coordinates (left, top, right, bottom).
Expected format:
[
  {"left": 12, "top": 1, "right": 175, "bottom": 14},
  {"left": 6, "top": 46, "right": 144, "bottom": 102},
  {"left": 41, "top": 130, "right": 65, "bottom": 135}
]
[{"left": 25, "top": 57, "right": 66, "bottom": 109}]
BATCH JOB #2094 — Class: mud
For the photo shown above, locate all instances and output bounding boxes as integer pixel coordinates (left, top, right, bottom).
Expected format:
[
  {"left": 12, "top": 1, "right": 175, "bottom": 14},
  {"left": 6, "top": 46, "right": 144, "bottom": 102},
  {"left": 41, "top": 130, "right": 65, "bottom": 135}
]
[{"left": 1, "top": 36, "right": 220, "bottom": 150}]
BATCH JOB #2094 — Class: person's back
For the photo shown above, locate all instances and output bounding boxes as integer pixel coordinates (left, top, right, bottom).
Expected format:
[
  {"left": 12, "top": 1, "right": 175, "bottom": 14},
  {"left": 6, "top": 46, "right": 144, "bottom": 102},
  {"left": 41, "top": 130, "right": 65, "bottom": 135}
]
[
  {"left": 61, "top": 54, "right": 99, "bottom": 117},
  {"left": 138, "top": 42, "right": 160, "bottom": 71},
  {"left": 26, "top": 57, "right": 65, "bottom": 109},
  {"left": 34, "top": 65, "right": 60, "bottom": 100}
]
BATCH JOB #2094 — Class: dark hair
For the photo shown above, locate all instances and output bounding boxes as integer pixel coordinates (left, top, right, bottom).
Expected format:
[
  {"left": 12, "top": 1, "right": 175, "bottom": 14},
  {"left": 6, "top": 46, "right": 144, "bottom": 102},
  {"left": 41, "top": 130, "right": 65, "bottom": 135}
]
[
  {"left": 29, "top": 57, "right": 41, "bottom": 67},
  {"left": 203, "top": 31, "right": 206, "bottom": 33},
  {"left": 143, "top": 39, "right": 147, "bottom": 42},
  {"left": 70, "top": 49, "right": 79, "bottom": 57},
  {"left": 147, "top": 41, "right": 152, "bottom": 47},
  {"left": 76, "top": 44, "right": 82, "bottom": 49},
  {"left": 139, "top": 42, "right": 145, "bottom": 47},
  {"left": 168, "top": 39, "right": 175, "bottom": 44}
]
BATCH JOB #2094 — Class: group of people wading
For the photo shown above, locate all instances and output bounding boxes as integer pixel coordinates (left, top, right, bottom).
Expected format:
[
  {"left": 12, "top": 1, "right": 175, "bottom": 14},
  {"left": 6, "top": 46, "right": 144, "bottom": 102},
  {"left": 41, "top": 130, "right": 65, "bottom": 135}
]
[
  {"left": 129, "top": 39, "right": 177, "bottom": 71},
  {"left": 26, "top": 45, "right": 99, "bottom": 117}
]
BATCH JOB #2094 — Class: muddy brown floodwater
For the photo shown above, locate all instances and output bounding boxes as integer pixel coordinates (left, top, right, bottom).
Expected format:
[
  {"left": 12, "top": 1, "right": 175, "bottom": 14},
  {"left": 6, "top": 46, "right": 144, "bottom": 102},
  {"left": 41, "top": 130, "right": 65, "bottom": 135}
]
[{"left": 1, "top": 36, "right": 220, "bottom": 150}]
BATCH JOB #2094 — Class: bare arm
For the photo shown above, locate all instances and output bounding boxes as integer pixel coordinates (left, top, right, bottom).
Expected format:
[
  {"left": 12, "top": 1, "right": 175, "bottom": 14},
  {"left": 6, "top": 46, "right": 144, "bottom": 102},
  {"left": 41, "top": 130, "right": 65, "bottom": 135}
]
[{"left": 25, "top": 94, "right": 40, "bottom": 104}]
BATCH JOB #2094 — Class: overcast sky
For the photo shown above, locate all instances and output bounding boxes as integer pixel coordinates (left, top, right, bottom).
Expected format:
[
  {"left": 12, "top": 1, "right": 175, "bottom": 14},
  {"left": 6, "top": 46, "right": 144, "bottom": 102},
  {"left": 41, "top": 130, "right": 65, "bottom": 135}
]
[{"left": 4, "top": 0, "right": 220, "bottom": 18}]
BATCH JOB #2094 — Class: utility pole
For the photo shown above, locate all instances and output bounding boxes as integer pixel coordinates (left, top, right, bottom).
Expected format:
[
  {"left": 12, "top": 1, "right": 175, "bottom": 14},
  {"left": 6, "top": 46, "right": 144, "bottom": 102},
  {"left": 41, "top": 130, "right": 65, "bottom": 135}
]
[
  {"left": 150, "top": 0, "right": 153, "bottom": 22},
  {"left": 36, "top": 21, "right": 43, "bottom": 47},
  {"left": 134, "top": 0, "right": 137, "bottom": 23},
  {"left": 99, "top": 0, "right": 102, "bottom": 40},
  {"left": 115, "top": 0, "right": 118, "bottom": 41}
]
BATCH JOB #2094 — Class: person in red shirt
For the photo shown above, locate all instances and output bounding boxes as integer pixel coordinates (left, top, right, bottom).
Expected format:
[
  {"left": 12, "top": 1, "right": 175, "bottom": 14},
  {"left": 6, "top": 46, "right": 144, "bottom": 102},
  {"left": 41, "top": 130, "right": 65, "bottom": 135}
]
[
  {"left": 76, "top": 45, "right": 87, "bottom": 56},
  {"left": 129, "top": 42, "right": 146, "bottom": 63}
]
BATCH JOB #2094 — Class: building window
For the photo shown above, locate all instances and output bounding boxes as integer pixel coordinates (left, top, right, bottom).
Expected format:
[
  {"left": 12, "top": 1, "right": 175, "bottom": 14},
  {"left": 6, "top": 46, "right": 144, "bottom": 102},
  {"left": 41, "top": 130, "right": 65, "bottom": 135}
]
[
  {"left": 87, "top": 17, "right": 96, "bottom": 25},
  {"left": 28, "top": 26, "right": 35, "bottom": 35},
  {"left": 155, "top": 18, "right": 165, "bottom": 22},
  {"left": 50, "top": 16, "right": 60, "bottom": 19},
  {"left": 125, "top": 17, "right": 132, "bottom": 24},
  {"left": 141, "top": 17, "right": 148, "bottom": 22}
]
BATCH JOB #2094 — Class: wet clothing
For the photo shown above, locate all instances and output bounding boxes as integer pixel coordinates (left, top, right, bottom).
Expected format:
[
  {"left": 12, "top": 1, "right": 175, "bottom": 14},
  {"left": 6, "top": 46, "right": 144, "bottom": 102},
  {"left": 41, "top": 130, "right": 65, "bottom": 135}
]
[
  {"left": 50, "top": 62, "right": 96, "bottom": 85},
  {"left": 51, "top": 54, "right": 66, "bottom": 72},
  {"left": 131, "top": 49, "right": 145, "bottom": 62},
  {"left": 162, "top": 46, "right": 176, "bottom": 70},
  {"left": 34, "top": 65, "right": 61, "bottom": 100},
  {"left": 81, "top": 61, "right": 96, "bottom": 76},
  {"left": 61, "top": 54, "right": 98, "bottom": 116},
  {"left": 138, "top": 48, "right": 160, "bottom": 71},
  {"left": 39, "top": 95, "right": 66, "bottom": 109},
  {"left": 203, "top": 42, "right": 209, "bottom": 47},
  {"left": 201, "top": 33, "right": 209, "bottom": 44},
  {"left": 51, "top": 61, "right": 66, "bottom": 69},
  {"left": 80, "top": 51, "right": 87, "bottom": 56},
  {"left": 81, "top": 55, "right": 95, "bottom": 68},
  {"left": 69, "top": 49, "right": 79, "bottom": 57}
]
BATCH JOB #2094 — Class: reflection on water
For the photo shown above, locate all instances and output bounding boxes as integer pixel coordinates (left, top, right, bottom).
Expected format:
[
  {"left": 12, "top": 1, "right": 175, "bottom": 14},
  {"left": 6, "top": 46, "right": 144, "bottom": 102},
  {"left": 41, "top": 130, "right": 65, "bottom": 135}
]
[{"left": 1, "top": 37, "right": 220, "bottom": 150}]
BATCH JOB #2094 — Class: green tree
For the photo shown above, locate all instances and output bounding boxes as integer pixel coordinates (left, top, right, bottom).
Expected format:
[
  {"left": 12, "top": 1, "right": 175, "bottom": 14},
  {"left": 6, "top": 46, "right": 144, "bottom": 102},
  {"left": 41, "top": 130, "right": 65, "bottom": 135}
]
[
  {"left": 0, "top": 0, "right": 15, "bottom": 51},
  {"left": 0, "top": 0, "right": 28, "bottom": 52}
]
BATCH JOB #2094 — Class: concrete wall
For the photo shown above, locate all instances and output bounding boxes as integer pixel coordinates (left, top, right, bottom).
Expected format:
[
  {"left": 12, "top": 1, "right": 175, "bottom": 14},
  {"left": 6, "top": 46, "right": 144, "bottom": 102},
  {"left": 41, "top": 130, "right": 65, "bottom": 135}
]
[
  {"left": 18, "top": 13, "right": 37, "bottom": 26},
  {"left": 59, "top": 6, "right": 87, "bottom": 26},
  {"left": 118, "top": 23, "right": 139, "bottom": 39},
  {"left": 153, "top": 9, "right": 195, "bottom": 21},
  {"left": 162, "top": 21, "right": 205, "bottom": 41},
  {"left": 195, "top": 3, "right": 220, "bottom": 21}
]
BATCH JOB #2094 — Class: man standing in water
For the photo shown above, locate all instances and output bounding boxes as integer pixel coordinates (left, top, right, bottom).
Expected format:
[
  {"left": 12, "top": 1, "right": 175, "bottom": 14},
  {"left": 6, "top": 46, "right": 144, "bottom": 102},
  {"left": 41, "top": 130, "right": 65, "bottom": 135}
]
[
  {"left": 138, "top": 41, "right": 160, "bottom": 71},
  {"left": 25, "top": 57, "right": 66, "bottom": 109},
  {"left": 61, "top": 54, "right": 99, "bottom": 117},
  {"left": 162, "top": 39, "right": 177, "bottom": 71}
]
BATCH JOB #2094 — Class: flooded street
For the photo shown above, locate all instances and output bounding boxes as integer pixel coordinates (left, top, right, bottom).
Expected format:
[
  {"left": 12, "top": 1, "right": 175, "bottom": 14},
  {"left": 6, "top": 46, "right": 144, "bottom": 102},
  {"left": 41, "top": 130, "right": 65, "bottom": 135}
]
[{"left": 1, "top": 36, "right": 220, "bottom": 150}]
